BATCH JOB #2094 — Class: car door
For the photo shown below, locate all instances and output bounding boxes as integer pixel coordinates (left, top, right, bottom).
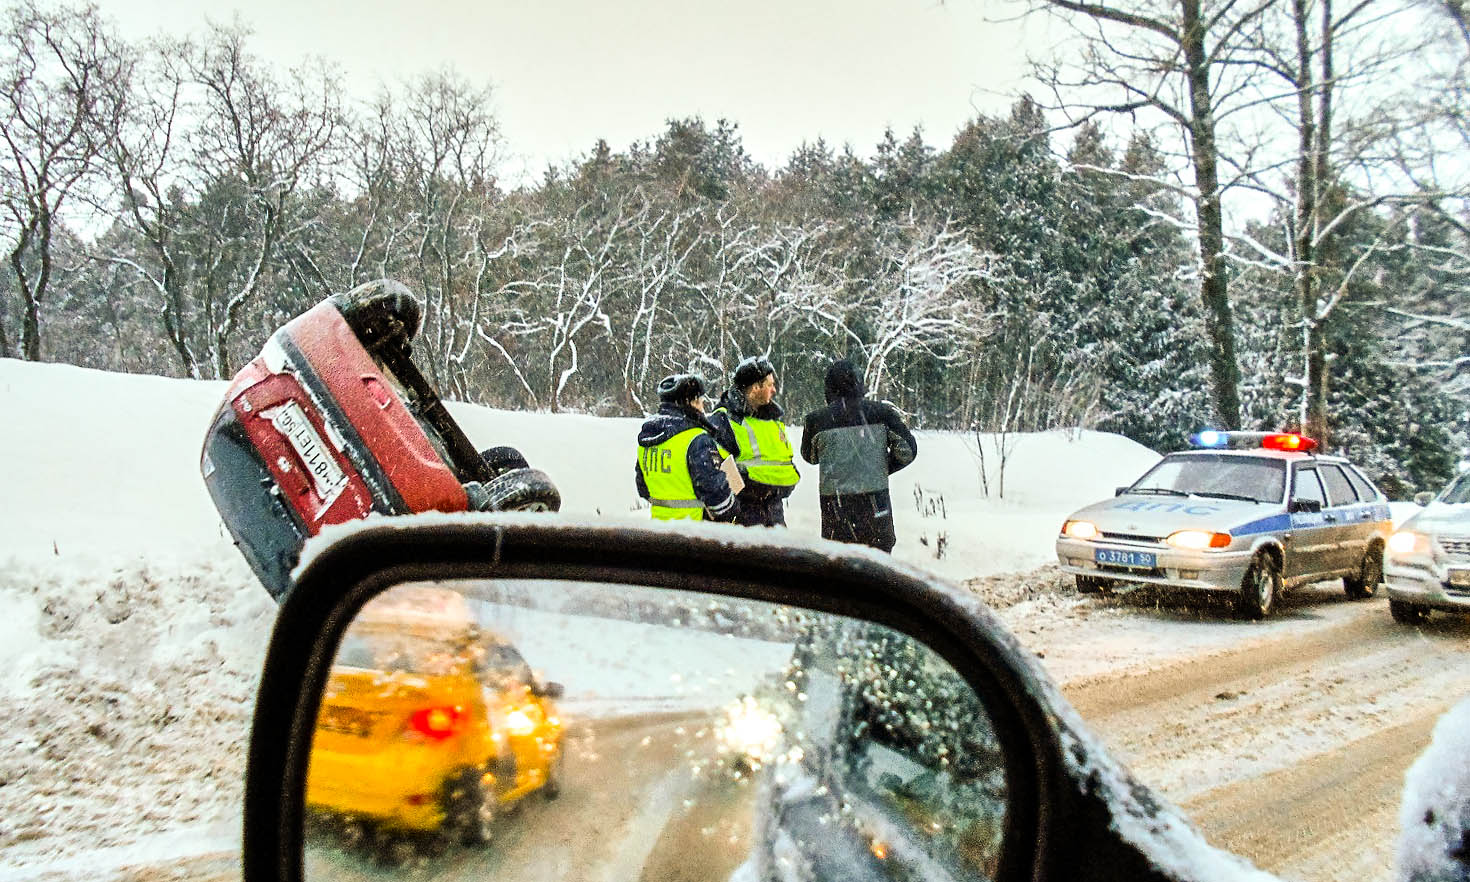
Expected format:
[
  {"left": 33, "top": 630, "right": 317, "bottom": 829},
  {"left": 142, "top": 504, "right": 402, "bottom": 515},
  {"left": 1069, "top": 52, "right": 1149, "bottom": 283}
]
[
  {"left": 1287, "top": 464, "right": 1332, "bottom": 580},
  {"left": 1318, "top": 463, "right": 1368, "bottom": 572}
]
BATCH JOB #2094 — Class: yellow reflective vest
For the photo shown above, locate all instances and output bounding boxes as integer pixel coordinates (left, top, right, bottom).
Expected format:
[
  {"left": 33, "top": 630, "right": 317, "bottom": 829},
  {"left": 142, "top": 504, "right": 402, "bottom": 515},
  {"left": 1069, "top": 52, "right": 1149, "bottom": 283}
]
[
  {"left": 721, "top": 411, "right": 800, "bottom": 489},
  {"left": 638, "top": 428, "right": 709, "bottom": 520}
]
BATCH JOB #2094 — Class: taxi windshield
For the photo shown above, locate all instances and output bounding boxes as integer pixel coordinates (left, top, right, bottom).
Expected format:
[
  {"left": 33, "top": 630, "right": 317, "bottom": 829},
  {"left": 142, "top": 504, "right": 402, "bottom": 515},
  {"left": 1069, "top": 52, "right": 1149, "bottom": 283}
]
[{"left": 1129, "top": 453, "right": 1286, "bottom": 504}]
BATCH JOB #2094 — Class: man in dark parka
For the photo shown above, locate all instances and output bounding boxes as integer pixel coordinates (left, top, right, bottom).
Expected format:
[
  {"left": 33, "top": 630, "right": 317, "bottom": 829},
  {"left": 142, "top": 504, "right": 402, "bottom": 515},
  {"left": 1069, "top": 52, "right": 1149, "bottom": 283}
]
[{"left": 800, "top": 359, "right": 917, "bottom": 552}]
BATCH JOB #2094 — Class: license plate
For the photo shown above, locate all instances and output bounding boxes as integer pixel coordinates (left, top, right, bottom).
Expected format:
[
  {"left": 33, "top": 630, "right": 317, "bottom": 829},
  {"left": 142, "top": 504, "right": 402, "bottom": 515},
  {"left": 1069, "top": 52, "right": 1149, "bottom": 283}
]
[
  {"left": 261, "top": 401, "right": 348, "bottom": 507},
  {"left": 1095, "top": 548, "right": 1156, "bottom": 569},
  {"left": 1449, "top": 569, "right": 1470, "bottom": 588}
]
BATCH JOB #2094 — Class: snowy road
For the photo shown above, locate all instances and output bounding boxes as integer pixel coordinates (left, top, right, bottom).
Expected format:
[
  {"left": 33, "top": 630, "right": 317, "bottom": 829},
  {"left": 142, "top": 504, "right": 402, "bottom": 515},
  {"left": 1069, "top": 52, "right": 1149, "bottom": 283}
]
[{"left": 1002, "top": 577, "right": 1470, "bottom": 882}]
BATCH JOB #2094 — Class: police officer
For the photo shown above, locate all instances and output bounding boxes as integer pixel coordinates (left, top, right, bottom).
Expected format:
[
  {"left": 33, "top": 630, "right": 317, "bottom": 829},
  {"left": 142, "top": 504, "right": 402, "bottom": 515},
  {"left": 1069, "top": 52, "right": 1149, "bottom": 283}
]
[
  {"left": 709, "top": 357, "right": 800, "bottom": 527},
  {"left": 635, "top": 373, "right": 740, "bottom": 522}
]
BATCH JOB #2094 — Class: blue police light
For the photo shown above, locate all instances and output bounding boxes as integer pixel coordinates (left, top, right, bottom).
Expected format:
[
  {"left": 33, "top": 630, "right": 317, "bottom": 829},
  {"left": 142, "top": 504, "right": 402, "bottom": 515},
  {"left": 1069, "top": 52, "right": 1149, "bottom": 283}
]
[{"left": 1189, "top": 430, "right": 1227, "bottom": 448}]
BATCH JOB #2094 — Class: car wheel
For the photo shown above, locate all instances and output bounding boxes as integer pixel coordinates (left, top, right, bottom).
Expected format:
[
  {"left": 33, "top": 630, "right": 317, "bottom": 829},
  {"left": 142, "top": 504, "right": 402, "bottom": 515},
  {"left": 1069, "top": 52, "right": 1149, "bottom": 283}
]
[
  {"left": 1237, "top": 551, "right": 1281, "bottom": 620},
  {"left": 542, "top": 750, "right": 565, "bottom": 800},
  {"left": 332, "top": 279, "right": 422, "bottom": 350},
  {"left": 1074, "top": 575, "right": 1113, "bottom": 594},
  {"left": 1389, "top": 600, "right": 1430, "bottom": 625},
  {"left": 480, "top": 445, "right": 531, "bottom": 477},
  {"left": 482, "top": 467, "right": 562, "bottom": 513},
  {"left": 1343, "top": 544, "right": 1383, "bottom": 599},
  {"left": 442, "top": 768, "right": 497, "bottom": 847}
]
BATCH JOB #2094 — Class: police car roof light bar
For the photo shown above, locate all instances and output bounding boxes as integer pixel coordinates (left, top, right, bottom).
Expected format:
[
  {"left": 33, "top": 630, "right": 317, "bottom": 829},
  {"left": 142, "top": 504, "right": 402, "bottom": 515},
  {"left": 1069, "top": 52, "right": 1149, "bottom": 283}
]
[{"left": 1187, "top": 430, "right": 1318, "bottom": 452}]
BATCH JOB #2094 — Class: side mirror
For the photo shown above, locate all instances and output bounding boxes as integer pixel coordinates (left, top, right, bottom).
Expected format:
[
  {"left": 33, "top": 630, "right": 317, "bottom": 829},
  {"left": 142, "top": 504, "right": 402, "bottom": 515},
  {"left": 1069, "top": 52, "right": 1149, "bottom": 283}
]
[
  {"left": 242, "top": 516, "right": 1253, "bottom": 882},
  {"left": 1115, "top": 486, "right": 1130, "bottom": 496},
  {"left": 1288, "top": 498, "right": 1322, "bottom": 514},
  {"left": 535, "top": 679, "right": 565, "bottom": 699},
  {"left": 1414, "top": 491, "right": 1434, "bottom": 506}
]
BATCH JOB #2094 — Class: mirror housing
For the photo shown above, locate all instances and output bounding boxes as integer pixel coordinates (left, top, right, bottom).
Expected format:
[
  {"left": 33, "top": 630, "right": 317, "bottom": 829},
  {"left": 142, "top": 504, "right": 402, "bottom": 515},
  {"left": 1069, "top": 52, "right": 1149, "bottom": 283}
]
[
  {"left": 1414, "top": 491, "right": 1434, "bottom": 506},
  {"left": 1115, "top": 486, "right": 1130, "bottom": 496},
  {"left": 242, "top": 514, "right": 1249, "bottom": 882},
  {"left": 1288, "top": 498, "right": 1322, "bottom": 514}
]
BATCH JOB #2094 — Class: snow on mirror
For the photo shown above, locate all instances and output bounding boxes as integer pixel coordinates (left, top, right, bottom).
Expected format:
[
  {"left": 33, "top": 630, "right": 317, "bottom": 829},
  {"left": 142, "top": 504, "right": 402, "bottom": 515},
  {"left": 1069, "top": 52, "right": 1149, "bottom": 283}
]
[{"left": 303, "top": 579, "right": 1009, "bottom": 881}]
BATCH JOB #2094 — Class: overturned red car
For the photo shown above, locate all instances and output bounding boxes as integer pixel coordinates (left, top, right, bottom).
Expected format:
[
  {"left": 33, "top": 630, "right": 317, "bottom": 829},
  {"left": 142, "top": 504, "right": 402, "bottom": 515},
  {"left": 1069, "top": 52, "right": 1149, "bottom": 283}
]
[{"left": 200, "top": 280, "right": 560, "bottom": 599}]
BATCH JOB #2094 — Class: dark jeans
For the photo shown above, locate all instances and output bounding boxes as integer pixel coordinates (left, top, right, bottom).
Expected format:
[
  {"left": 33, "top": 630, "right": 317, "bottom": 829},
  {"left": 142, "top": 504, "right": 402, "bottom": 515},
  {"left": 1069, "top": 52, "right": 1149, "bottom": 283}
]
[
  {"left": 734, "top": 496, "right": 787, "bottom": 527},
  {"left": 818, "top": 491, "right": 895, "bottom": 552}
]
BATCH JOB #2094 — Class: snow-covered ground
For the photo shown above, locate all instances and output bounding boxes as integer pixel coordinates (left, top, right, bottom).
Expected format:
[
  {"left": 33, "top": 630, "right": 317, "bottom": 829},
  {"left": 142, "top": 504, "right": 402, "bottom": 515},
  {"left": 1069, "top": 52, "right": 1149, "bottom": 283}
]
[{"left": 0, "top": 356, "right": 1455, "bottom": 881}]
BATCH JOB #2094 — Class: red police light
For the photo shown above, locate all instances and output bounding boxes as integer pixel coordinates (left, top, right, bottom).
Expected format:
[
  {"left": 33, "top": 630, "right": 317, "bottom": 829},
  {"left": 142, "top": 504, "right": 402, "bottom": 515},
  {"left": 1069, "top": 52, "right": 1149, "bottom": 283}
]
[{"left": 1261, "top": 433, "right": 1317, "bottom": 452}]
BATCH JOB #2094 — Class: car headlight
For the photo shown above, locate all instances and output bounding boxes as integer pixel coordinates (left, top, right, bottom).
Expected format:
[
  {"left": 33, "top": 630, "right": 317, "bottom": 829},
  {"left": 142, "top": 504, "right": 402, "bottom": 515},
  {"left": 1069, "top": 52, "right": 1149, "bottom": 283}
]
[
  {"left": 1062, "top": 520, "right": 1099, "bottom": 540},
  {"left": 1165, "top": 530, "right": 1232, "bottom": 550},
  {"left": 718, "top": 696, "right": 783, "bottom": 762},
  {"left": 1387, "top": 530, "right": 1430, "bottom": 555}
]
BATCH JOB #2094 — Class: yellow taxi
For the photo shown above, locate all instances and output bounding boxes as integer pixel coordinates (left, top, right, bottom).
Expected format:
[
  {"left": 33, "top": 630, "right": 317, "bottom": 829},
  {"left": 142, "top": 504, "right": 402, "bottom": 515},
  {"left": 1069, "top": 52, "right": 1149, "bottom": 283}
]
[{"left": 305, "top": 586, "right": 564, "bottom": 845}]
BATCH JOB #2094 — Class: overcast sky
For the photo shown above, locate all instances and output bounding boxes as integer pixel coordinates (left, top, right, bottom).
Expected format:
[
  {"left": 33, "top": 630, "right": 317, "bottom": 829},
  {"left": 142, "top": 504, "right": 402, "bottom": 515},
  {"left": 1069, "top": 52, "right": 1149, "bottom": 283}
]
[{"left": 92, "top": 0, "right": 1056, "bottom": 183}]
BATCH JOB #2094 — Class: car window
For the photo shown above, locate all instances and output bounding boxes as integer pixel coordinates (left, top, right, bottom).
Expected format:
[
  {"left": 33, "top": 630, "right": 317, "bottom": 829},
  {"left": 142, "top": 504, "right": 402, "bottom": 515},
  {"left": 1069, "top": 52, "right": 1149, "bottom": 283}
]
[
  {"left": 1319, "top": 465, "right": 1358, "bottom": 505},
  {"left": 1130, "top": 453, "right": 1286, "bottom": 503},
  {"left": 1292, "top": 466, "right": 1327, "bottom": 506},
  {"left": 1441, "top": 472, "right": 1470, "bottom": 504},
  {"left": 1343, "top": 465, "right": 1380, "bottom": 502}
]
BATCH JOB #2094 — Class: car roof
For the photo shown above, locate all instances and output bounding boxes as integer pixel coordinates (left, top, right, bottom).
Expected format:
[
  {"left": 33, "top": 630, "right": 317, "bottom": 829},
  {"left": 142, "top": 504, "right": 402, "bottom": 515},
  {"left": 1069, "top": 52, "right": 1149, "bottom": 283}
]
[{"left": 1165, "top": 448, "right": 1352, "bottom": 465}]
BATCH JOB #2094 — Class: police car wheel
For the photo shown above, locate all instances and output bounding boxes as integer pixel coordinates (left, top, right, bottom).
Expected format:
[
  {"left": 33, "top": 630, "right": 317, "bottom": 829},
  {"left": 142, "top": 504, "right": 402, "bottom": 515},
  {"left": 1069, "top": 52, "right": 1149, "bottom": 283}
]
[
  {"left": 1237, "top": 552, "right": 1281, "bottom": 620},
  {"left": 1075, "top": 575, "right": 1113, "bottom": 594},
  {"left": 1343, "top": 545, "right": 1382, "bottom": 599},
  {"left": 1389, "top": 600, "right": 1430, "bottom": 625}
]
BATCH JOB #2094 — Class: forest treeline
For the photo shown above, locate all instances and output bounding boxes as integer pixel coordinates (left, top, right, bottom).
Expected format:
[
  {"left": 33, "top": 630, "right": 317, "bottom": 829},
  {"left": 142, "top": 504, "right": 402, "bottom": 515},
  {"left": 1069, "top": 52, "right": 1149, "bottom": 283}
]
[{"left": 2, "top": 1, "right": 1465, "bottom": 495}]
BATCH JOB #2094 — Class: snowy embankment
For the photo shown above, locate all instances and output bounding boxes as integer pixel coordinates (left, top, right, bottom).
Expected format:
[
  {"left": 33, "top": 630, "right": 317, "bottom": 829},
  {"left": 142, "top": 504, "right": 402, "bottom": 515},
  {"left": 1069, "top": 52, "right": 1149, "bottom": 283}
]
[{"left": 0, "top": 357, "right": 1157, "bottom": 876}]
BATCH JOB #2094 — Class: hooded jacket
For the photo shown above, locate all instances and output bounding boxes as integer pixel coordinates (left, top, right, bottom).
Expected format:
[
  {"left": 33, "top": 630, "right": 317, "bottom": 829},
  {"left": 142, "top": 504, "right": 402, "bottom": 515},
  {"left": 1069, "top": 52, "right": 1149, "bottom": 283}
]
[
  {"left": 801, "top": 360, "right": 917, "bottom": 497},
  {"left": 634, "top": 401, "right": 739, "bottom": 521}
]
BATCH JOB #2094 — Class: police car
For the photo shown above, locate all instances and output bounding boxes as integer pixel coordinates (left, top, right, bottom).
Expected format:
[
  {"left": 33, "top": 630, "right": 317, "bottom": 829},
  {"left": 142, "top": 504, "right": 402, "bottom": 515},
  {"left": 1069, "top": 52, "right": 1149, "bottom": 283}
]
[{"left": 1055, "top": 431, "right": 1393, "bottom": 618}]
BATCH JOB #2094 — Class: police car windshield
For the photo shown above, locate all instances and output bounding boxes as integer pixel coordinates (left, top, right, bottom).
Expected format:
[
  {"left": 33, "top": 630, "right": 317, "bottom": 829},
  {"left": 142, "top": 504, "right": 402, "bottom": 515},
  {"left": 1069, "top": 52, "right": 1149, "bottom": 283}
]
[{"left": 1128, "top": 453, "right": 1286, "bottom": 504}]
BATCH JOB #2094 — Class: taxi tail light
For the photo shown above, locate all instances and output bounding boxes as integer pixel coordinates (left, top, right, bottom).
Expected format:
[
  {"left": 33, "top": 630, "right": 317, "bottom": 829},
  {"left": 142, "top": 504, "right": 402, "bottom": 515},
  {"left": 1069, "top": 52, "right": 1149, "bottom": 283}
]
[
  {"left": 1261, "top": 433, "right": 1317, "bottom": 452},
  {"left": 406, "top": 705, "right": 464, "bottom": 741}
]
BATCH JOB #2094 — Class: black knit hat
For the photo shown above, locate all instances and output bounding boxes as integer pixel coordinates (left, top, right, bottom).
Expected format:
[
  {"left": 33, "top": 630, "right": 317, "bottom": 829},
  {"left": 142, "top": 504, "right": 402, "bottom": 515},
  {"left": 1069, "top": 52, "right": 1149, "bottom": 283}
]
[
  {"left": 733, "top": 356, "right": 775, "bottom": 391},
  {"left": 657, "top": 373, "right": 706, "bottom": 403}
]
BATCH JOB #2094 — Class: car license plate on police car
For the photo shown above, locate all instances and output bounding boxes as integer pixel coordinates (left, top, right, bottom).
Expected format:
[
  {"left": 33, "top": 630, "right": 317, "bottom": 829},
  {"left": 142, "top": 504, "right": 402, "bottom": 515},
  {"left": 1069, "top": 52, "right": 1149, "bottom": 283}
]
[
  {"left": 1449, "top": 568, "right": 1470, "bottom": 588},
  {"left": 1095, "top": 548, "right": 1156, "bottom": 569}
]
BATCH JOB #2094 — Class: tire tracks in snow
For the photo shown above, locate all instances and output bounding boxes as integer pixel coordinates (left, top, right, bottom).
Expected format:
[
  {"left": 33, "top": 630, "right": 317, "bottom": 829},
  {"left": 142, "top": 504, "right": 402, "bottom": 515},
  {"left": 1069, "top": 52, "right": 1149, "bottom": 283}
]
[{"left": 1054, "top": 599, "right": 1470, "bottom": 882}]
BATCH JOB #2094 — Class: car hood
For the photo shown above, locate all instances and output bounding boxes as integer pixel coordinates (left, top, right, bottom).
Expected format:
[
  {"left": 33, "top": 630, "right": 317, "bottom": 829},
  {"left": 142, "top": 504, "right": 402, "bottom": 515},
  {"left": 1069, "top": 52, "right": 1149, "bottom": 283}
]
[
  {"left": 1066, "top": 493, "right": 1276, "bottom": 537},
  {"left": 1402, "top": 502, "right": 1470, "bottom": 538}
]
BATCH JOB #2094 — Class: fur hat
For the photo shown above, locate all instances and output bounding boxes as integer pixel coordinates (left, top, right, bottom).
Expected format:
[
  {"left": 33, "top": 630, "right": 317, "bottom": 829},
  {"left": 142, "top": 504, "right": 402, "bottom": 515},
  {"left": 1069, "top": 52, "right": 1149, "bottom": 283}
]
[
  {"left": 657, "top": 373, "right": 706, "bottom": 403},
  {"left": 733, "top": 356, "right": 775, "bottom": 392}
]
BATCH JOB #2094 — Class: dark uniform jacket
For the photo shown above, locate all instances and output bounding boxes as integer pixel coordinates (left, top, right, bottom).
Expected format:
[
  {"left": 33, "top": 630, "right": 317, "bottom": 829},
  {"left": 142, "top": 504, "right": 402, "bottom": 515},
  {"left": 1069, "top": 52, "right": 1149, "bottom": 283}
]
[
  {"left": 800, "top": 360, "right": 917, "bottom": 551},
  {"left": 709, "top": 389, "right": 797, "bottom": 527},
  {"left": 634, "top": 402, "right": 739, "bottom": 521}
]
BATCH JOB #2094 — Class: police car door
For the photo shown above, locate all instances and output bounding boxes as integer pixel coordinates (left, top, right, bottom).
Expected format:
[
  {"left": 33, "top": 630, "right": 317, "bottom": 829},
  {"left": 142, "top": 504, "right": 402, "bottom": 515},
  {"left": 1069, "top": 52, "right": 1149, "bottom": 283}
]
[
  {"left": 1318, "top": 463, "right": 1368, "bottom": 573},
  {"left": 1286, "top": 464, "right": 1333, "bottom": 580}
]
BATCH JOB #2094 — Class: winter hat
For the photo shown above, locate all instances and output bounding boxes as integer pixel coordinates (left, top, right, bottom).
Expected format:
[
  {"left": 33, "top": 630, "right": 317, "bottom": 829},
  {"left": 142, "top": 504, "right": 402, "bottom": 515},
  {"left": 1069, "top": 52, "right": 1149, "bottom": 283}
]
[
  {"left": 733, "top": 356, "right": 775, "bottom": 391},
  {"left": 657, "top": 373, "right": 706, "bottom": 404},
  {"left": 824, "top": 359, "right": 864, "bottom": 401}
]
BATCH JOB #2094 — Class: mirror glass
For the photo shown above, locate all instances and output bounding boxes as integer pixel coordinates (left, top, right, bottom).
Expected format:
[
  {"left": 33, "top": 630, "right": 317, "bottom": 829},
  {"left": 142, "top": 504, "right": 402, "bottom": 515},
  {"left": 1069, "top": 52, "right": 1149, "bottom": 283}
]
[{"left": 303, "top": 579, "right": 1010, "bottom": 881}]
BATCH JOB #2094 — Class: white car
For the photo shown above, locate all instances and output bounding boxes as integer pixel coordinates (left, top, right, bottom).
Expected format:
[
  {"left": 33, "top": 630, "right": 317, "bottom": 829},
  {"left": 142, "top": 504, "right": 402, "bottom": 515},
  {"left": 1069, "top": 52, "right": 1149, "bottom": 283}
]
[
  {"left": 1385, "top": 470, "right": 1470, "bottom": 624},
  {"left": 1056, "top": 431, "right": 1393, "bottom": 618}
]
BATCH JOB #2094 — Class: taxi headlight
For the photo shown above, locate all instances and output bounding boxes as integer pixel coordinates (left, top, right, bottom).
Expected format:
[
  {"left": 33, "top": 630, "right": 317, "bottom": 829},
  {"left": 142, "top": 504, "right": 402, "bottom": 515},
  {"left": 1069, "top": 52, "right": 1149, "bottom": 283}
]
[
  {"left": 1165, "top": 530, "right": 1232, "bottom": 550},
  {"left": 1387, "top": 530, "right": 1429, "bottom": 556},
  {"left": 1062, "top": 520, "right": 1100, "bottom": 540},
  {"left": 718, "top": 696, "right": 783, "bottom": 761},
  {"left": 503, "top": 708, "right": 539, "bottom": 736}
]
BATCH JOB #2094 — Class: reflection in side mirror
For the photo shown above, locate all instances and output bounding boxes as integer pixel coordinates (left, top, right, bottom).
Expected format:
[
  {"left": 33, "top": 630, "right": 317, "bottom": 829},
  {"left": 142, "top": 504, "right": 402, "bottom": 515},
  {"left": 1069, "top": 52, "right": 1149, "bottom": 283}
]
[
  {"left": 1414, "top": 491, "right": 1434, "bottom": 506},
  {"left": 302, "top": 579, "right": 1009, "bottom": 880},
  {"left": 1288, "top": 498, "right": 1322, "bottom": 514}
]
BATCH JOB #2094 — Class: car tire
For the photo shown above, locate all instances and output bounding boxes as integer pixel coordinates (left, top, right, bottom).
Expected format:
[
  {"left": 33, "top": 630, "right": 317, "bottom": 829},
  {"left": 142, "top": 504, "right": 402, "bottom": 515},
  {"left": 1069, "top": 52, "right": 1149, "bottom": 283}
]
[
  {"left": 480, "top": 445, "right": 531, "bottom": 477},
  {"left": 1237, "top": 551, "right": 1282, "bottom": 620},
  {"left": 542, "top": 750, "right": 564, "bottom": 800},
  {"left": 442, "top": 768, "right": 496, "bottom": 847},
  {"left": 1389, "top": 600, "right": 1430, "bottom": 625},
  {"left": 1343, "top": 544, "right": 1383, "bottom": 599},
  {"left": 332, "top": 279, "right": 422, "bottom": 350},
  {"left": 1074, "top": 575, "right": 1113, "bottom": 594},
  {"left": 482, "top": 467, "right": 562, "bottom": 513}
]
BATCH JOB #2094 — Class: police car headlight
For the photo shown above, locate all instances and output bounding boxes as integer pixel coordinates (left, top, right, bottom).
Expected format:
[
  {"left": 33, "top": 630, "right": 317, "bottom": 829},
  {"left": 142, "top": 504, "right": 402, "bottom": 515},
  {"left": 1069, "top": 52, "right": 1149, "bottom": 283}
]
[
  {"left": 1387, "top": 530, "right": 1429, "bottom": 556},
  {"left": 1062, "top": 520, "right": 1099, "bottom": 540},
  {"left": 1166, "top": 530, "right": 1232, "bottom": 550}
]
